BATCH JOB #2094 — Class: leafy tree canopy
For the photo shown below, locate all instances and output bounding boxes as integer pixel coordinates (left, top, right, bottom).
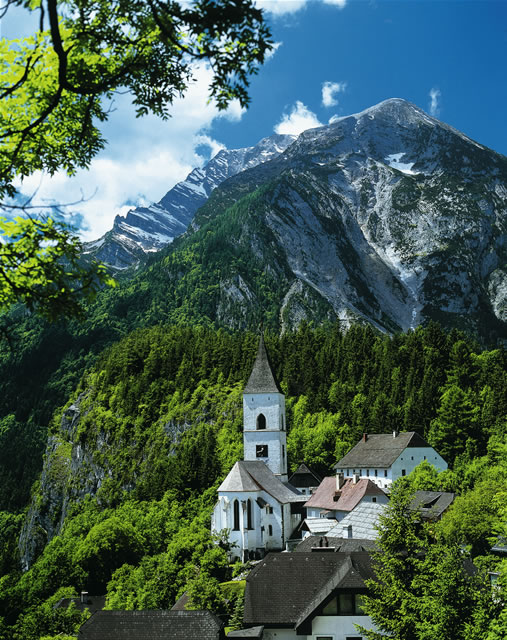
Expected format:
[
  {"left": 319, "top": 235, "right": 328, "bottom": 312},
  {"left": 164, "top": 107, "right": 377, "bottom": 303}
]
[{"left": 0, "top": 0, "right": 272, "bottom": 320}]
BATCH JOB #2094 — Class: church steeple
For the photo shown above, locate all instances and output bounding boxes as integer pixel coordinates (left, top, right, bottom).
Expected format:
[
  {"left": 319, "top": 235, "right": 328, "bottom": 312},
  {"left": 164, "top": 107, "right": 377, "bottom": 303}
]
[
  {"left": 244, "top": 335, "right": 282, "bottom": 395},
  {"left": 243, "top": 336, "right": 287, "bottom": 481}
]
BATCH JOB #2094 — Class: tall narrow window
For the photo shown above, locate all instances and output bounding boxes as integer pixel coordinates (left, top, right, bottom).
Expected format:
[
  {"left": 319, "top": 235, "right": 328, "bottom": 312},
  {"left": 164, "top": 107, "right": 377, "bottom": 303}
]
[
  {"left": 233, "top": 500, "right": 240, "bottom": 531},
  {"left": 247, "top": 499, "right": 253, "bottom": 529},
  {"left": 257, "top": 413, "right": 266, "bottom": 430},
  {"left": 268, "top": 525, "right": 273, "bottom": 536}
]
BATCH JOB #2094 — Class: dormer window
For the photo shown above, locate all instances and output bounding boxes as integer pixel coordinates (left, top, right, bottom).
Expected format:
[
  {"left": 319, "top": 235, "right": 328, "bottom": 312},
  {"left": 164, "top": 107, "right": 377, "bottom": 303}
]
[{"left": 257, "top": 413, "right": 266, "bottom": 430}]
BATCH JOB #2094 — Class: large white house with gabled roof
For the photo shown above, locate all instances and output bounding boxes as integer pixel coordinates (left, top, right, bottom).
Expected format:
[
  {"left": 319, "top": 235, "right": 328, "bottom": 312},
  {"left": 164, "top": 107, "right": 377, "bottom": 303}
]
[
  {"left": 211, "top": 337, "right": 305, "bottom": 561},
  {"left": 334, "top": 431, "right": 447, "bottom": 489}
]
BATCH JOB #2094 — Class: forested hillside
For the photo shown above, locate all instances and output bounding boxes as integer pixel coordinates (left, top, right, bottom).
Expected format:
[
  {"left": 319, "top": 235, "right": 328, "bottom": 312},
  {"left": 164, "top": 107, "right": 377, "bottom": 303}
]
[{"left": 0, "top": 323, "right": 505, "bottom": 639}]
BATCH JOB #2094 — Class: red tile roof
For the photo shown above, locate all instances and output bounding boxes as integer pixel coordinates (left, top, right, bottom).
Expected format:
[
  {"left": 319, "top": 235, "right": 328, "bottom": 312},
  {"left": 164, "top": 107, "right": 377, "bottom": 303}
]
[{"left": 304, "top": 476, "right": 386, "bottom": 512}]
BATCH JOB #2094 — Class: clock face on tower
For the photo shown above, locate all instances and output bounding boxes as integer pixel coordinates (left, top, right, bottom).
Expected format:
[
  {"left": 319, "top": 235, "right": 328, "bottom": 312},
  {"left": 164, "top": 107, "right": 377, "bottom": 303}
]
[{"left": 256, "top": 444, "right": 268, "bottom": 458}]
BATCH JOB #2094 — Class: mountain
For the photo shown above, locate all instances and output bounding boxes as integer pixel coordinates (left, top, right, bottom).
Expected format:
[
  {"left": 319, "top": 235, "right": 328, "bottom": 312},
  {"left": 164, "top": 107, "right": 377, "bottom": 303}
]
[
  {"left": 82, "top": 133, "right": 296, "bottom": 270},
  {"left": 103, "top": 98, "right": 505, "bottom": 339}
]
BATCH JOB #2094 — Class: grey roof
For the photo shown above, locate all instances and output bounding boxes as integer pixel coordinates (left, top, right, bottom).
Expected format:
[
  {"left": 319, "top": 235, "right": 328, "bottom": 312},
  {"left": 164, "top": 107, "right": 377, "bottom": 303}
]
[
  {"left": 78, "top": 610, "right": 224, "bottom": 640},
  {"left": 227, "top": 626, "right": 264, "bottom": 638},
  {"left": 244, "top": 336, "right": 282, "bottom": 394},
  {"left": 335, "top": 432, "right": 432, "bottom": 469},
  {"left": 294, "top": 536, "right": 377, "bottom": 553},
  {"left": 244, "top": 552, "right": 374, "bottom": 627},
  {"left": 218, "top": 462, "right": 262, "bottom": 492},
  {"left": 327, "top": 502, "right": 387, "bottom": 540},
  {"left": 288, "top": 463, "right": 321, "bottom": 488},
  {"left": 303, "top": 518, "right": 338, "bottom": 535},
  {"left": 409, "top": 491, "right": 455, "bottom": 520},
  {"left": 218, "top": 461, "right": 304, "bottom": 504}
]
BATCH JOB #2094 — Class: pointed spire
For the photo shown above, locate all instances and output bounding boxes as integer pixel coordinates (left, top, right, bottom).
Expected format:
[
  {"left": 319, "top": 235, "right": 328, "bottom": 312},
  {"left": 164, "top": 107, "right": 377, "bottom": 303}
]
[{"left": 244, "top": 335, "right": 282, "bottom": 394}]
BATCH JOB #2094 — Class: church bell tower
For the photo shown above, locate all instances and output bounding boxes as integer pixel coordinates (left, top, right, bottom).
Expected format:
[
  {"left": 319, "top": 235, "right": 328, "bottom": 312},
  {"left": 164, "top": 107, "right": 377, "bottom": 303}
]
[{"left": 243, "top": 336, "right": 288, "bottom": 482}]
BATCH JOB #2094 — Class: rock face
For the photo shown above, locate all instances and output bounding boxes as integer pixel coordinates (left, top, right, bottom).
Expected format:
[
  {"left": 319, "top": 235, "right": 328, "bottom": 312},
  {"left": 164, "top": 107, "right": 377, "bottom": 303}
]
[
  {"left": 82, "top": 134, "right": 296, "bottom": 270},
  {"left": 177, "top": 98, "right": 506, "bottom": 338}
]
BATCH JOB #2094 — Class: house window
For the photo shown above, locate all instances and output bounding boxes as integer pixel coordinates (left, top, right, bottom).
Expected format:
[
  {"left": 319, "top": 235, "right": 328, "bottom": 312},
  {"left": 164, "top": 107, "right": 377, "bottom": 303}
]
[
  {"left": 322, "top": 597, "right": 338, "bottom": 615},
  {"left": 339, "top": 593, "right": 354, "bottom": 614},
  {"left": 233, "top": 500, "right": 240, "bottom": 531},
  {"left": 345, "top": 637, "right": 363, "bottom": 640},
  {"left": 331, "top": 594, "right": 365, "bottom": 615},
  {"left": 268, "top": 525, "right": 273, "bottom": 536},
  {"left": 346, "top": 469, "right": 349, "bottom": 475},
  {"left": 316, "top": 637, "right": 334, "bottom": 640},
  {"left": 401, "top": 469, "right": 406, "bottom": 476},
  {"left": 256, "top": 444, "right": 268, "bottom": 457},
  {"left": 384, "top": 470, "right": 388, "bottom": 478},
  {"left": 266, "top": 505, "right": 273, "bottom": 514},
  {"left": 281, "top": 415, "right": 285, "bottom": 430},
  {"left": 372, "top": 497, "right": 377, "bottom": 503},
  {"left": 257, "top": 413, "right": 266, "bottom": 429},
  {"left": 282, "top": 445, "right": 285, "bottom": 460},
  {"left": 366, "top": 469, "right": 369, "bottom": 477},
  {"left": 247, "top": 499, "right": 253, "bottom": 530}
]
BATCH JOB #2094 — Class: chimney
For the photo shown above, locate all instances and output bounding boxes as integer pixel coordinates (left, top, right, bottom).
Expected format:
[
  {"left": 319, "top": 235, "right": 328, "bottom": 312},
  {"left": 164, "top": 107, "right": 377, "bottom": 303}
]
[
  {"left": 336, "top": 472, "right": 344, "bottom": 490},
  {"left": 80, "top": 591, "right": 88, "bottom": 604},
  {"left": 353, "top": 473, "right": 359, "bottom": 484},
  {"left": 363, "top": 432, "right": 368, "bottom": 442},
  {"left": 393, "top": 430, "right": 398, "bottom": 438}
]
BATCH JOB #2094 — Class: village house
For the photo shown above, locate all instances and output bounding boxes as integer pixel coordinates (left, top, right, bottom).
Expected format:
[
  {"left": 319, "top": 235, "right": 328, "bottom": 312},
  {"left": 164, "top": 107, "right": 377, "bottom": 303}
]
[
  {"left": 240, "top": 551, "right": 378, "bottom": 640},
  {"left": 78, "top": 610, "right": 225, "bottom": 639},
  {"left": 212, "top": 337, "right": 306, "bottom": 560},
  {"left": 334, "top": 431, "right": 447, "bottom": 489}
]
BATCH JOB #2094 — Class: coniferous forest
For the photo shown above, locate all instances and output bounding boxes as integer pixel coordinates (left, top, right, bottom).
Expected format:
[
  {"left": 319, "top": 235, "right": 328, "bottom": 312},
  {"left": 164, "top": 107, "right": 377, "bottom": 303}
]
[{"left": 0, "top": 321, "right": 505, "bottom": 639}]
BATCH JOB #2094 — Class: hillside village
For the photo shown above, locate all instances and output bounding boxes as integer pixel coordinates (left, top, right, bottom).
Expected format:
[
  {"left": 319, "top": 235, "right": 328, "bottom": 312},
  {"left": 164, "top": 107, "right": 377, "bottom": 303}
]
[{"left": 72, "top": 337, "right": 488, "bottom": 640}]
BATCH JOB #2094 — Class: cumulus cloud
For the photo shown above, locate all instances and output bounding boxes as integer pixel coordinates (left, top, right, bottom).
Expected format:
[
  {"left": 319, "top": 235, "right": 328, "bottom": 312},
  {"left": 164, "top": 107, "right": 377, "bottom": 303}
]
[
  {"left": 256, "top": 0, "right": 346, "bottom": 15},
  {"left": 429, "top": 87, "right": 441, "bottom": 117},
  {"left": 274, "top": 101, "right": 322, "bottom": 136},
  {"left": 322, "top": 81, "right": 347, "bottom": 107},
  {"left": 14, "top": 64, "right": 244, "bottom": 242}
]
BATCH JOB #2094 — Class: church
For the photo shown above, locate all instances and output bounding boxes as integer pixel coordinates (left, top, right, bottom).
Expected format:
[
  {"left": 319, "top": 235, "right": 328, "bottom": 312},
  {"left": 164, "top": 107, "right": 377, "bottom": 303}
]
[{"left": 211, "top": 337, "right": 306, "bottom": 561}]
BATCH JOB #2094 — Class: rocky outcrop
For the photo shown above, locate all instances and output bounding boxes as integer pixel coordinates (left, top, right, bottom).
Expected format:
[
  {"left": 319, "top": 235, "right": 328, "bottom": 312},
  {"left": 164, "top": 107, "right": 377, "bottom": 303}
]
[{"left": 83, "top": 134, "right": 296, "bottom": 271}]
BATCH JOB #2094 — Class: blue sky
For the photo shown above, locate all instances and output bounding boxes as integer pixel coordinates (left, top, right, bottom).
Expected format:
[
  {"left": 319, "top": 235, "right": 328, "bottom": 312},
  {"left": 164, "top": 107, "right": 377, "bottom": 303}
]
[{"left": 2, "top": 0, "right": 507, "bottom": 240}]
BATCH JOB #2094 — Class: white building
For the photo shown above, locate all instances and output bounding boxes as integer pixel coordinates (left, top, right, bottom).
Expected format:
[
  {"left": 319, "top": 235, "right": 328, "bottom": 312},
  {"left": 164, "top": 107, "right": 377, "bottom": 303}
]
[
  {"left": 212, "top": 337, "right": 305, "bottom": 561},
  {"left": 334, "top": 431, "right": 448, "bottom": 489}
]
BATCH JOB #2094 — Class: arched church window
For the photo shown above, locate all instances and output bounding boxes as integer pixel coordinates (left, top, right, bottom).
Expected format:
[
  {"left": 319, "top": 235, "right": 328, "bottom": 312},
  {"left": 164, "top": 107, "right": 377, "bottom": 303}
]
[
  {"left": 247, "top": 499, "right": 253, "bottom": 529},
  {"left": 233, "top": 500, "right": 240, "bottom": 531},
  {"left": 256, "top": 413, "right": 266, "bottom": 429}
]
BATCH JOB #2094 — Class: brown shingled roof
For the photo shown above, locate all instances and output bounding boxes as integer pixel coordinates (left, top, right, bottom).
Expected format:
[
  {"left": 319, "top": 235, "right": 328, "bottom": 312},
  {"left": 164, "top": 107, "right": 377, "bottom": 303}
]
[{"left": 304, "top": 476, "right": 386, "bottom": 512}]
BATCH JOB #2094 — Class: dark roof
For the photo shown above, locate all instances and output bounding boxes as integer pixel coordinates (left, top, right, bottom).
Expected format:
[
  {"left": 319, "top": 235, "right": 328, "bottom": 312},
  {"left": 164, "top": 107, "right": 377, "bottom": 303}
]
[
  {"left": 335, "top": 432, "right": 433, "bottom": 469},
  {"left": 55, "top": 595, "right": 106, "bottom": 613},
  {"left": 293, "top": 536, "right": 377, "bottom": 553},
  {"left": 244, "top": 336, "right": 282, "bottom": 394},
  {"left": 304, "top": 476, "right": 386, "bottom": 512},
  {"left": 244, "top": 552, "right": 374, "bottom": 627},
  {"left": 288, "top": 463, "right": 321, "bottom": 488},
  {"left": 78, "top": 610, "right": 224, "bottom": 640},
  {"left": 409, "top": 491, "right": 455, "bottom": 520},
  {"left": 227, "top": 626, "right": 264, "bottom": 638}
]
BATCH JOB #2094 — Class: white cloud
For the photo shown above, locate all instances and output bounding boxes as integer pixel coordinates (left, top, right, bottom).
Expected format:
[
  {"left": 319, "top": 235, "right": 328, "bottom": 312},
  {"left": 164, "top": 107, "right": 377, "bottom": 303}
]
[
  {"left": 323, "top": 0, "right": 347, "bottom": 7},
  {"left": 14, "top": 64, "right": 244, "bottom": 242},
  {"left": 322, "top": 81, "right": 347, "bottom": 107},
  {"left": 265, "top": 41, "right": 283, "bottom": 60},
  {"left": 429, "top": 87, "right": 441, "bottom": 117},
  {"left": 274, "top": 101, "right": 322, "bottom": 135},
  {"left": 256, "top": 0, "right": 346, "bottom": 16}
]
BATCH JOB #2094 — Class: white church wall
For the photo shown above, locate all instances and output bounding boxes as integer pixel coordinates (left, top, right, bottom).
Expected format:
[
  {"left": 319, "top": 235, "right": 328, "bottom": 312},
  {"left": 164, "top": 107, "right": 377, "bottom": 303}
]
[{"left": 213, "top": 490, "right": 286, "bottom": 558}]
